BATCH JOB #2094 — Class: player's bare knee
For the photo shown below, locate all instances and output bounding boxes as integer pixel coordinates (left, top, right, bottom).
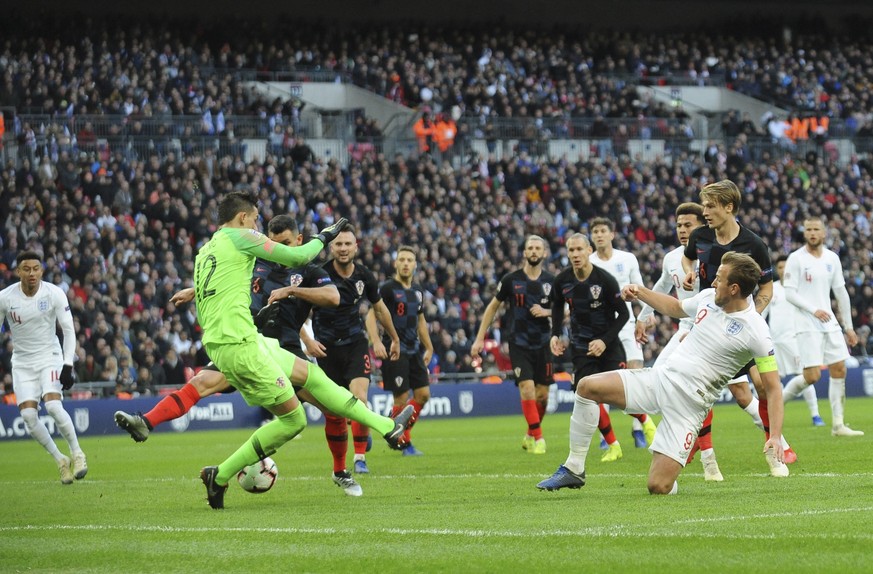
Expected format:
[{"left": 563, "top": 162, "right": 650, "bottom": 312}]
[
  {"left": 190, "top": 372, "right": 224, "bottom": 397},
  {"left": 576, "top": 377, "right": 598, "bottom": 401},
  {"left": 647, "top": 477, "right": 674, "bottom": 495},
  {"left": 830, "top": 363, "right": 847, "bottom": 378},
  {"left": 729, "top": 385, "right": 752, "bottom": 407}
]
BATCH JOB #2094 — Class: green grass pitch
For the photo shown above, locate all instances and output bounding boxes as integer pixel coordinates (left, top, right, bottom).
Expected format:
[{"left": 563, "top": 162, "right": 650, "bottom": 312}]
[{"left": 1, "top": 398, "right": 871, "bottom": 573}]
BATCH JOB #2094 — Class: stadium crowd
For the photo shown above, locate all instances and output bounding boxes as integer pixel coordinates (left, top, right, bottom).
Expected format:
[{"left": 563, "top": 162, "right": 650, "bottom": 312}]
[
  {"left": 3, "top": 17, "right": 873, "bottom": 127},
  {"left": 1, "top": 16, "right": 873, "bottom": 399}
]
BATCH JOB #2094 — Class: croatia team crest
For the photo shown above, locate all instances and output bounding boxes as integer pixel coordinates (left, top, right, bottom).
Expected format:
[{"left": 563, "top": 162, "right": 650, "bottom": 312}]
[
  {"left": 590, "top": 284, "right": 602, "bottom": 299},
  {"left": 395, "top": 376, "right": 404, "bottom": 388},
  {"left": 355, "top": 280, "right": 365, "bottom": 296},
  {"left": 725, "top": 320, "right": 744, "bottom": 336},
  {"left": 542, "top": 283, "right": 552, "bottom": 298},
  {"left": 514, "top": 367, "right": 522, "bottom": 378},
  {"left": 73, "top": 408, "right": 90, "bottom": 433},
  {"left": 288, "top": 273, "right": 304, "bottom": 287},
  {"left": 459, "top": 391, "right": 474, "bottom": 414}
]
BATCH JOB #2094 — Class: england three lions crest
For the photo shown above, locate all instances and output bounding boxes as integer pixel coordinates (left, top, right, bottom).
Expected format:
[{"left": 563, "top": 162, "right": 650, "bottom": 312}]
[{"left": 725, "top": 319, "right": 744, "bottom": 336}]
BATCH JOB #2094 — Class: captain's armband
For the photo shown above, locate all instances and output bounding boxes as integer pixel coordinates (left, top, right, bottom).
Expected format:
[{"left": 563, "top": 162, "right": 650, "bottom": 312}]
[{"left": 754, "top": 354, "right": 778, "bottom": 374}]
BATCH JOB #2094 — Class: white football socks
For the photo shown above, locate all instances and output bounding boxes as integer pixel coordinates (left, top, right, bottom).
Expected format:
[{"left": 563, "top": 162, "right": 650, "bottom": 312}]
[
  {"left": 565, "top": 394, "right": 599, "bottom": 475},
  {"left": 829, "top": 377, "right": 846, "bottom": 427},
  {"left": 45, "top": 400, "right": 82, "bottom": 455},
  {"left": 21, "top": 407, "right": 64, "bottom": 461}
]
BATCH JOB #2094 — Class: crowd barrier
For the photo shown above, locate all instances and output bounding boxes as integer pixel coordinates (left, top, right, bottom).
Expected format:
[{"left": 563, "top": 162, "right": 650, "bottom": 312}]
[{"left": 1, "top": 368, "right": 871, "bottom": 440}]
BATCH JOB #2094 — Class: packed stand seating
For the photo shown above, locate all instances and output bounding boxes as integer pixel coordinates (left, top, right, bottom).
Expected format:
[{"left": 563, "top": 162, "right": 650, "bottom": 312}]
[
  {"left": 2, "top": 16, "right": 872, "bottom": 130},
  {"left": 2, "top": 137, "right": 873, "bottom": 392}
]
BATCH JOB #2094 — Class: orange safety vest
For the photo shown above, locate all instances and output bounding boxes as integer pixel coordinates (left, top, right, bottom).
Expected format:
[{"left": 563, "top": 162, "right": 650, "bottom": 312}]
[
  {"left": 809, "top": 116, "right": 829, "bottom": 135},
  {"left": 413, "top": 117, "right": 435, "bottom": 152},
  {"left": 435, "top": 119, "right": 457, "bottom": 152}
]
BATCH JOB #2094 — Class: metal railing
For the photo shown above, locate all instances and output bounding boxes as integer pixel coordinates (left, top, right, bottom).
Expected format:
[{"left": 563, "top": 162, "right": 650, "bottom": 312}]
[{"left": 2, "top": 111, "right": 868, "bottom": 169}]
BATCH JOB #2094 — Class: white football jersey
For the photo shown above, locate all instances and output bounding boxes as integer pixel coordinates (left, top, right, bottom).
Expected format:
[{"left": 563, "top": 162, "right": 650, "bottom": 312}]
[
  {"left": 637, "top": 245, "right": 697, "bottom": 331},
  {"left": 782, "top": 247, "right": 844, "bottom": 333},
  {"left": 0, "top": 281, "right": 76, "bottom": 368},
  {"left": 591, "top": 248, "right": 643, "bottom": 326},
  {"left": 763, "top": 280, "right": 798, "bottom": 343},
  {"left": 661, "top": 289, "right": 774, "bottom": 401}
]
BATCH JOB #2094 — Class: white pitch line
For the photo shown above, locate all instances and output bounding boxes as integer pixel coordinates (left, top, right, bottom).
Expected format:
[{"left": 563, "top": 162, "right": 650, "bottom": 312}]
[
  {"left": 1, "top": 470, "right": 872, "bottom": 486},
  {"left": 3, "top": 513, "right": 873, "bottom": 541}
]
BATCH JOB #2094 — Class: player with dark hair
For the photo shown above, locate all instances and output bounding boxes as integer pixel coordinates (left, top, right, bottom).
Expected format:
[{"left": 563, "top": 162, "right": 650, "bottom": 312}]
[
  {"left": 116, "top": 215, "right": 335, "bottom": 437},
  {"left": 300, "top": 227, "right": 402, "bottom": 476},
  {"left": 0, "top": 251, "right": 87, "bottom": 483},
  {"left": 471, "top": 235, "right": 554, "bottom": 454},
  {"left": 636, "top": 202, "right": 727, "bottom": 481},
  {"left": 538, "top": 252, "right": 784, "bottom": 495},
  {"left": 173, "top": 191, "right": 410, "bottom": 509},
  {"left": 366, "top": 245, "right": 434, "bottom": 456},
  {"left": 681, "top": 179, "right": 792, "bottom": 477},
  {"left": 115, "top": 212, "right": 409, "bottom": 498}
]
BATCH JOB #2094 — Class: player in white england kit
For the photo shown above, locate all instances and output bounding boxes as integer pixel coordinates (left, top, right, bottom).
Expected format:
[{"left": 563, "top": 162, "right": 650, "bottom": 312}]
[
  {"left": 589, "top": 217, "right": 656, "bottom": 454},
  {"left": 762, "top": 255, "right": 823, "bottom": 426},
  {"left": 781, "top": 217, "right": 863, "bottom": 437},
  {"left": 635, "top": 203, "right": 725, "bottom": 481},
  {"left": 536, "top": 252, "right": 784, "bottom": 495},
  {"left": 0, "top": 251, "right": 87, "bottom": 483}
]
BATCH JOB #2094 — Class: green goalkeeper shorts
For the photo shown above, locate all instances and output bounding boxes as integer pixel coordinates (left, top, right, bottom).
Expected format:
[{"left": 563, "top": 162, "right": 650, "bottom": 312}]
[{"left": 206, "top": 334, "right": 299, "bottom": 408}]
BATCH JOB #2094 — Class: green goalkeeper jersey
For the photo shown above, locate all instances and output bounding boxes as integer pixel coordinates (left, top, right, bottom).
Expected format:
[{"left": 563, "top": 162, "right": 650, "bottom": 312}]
[{"left": 194, "top": 227, "right": 325, "bottom": 345}]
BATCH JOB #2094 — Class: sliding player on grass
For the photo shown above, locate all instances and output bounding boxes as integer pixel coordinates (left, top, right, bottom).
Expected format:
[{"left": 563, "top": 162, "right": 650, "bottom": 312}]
[
  {"left": 635, "top": 202, "right": 724, "bottom": 481},
  {"left": 537, "top": 252, "right": 784, "bottom": 494}
]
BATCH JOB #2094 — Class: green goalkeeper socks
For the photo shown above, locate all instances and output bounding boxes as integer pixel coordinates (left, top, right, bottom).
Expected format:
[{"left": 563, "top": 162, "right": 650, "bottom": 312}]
[
  {"left": 302, "top": 362, "right": 394, "bottom": 436},
  {"left": 216, "top": 404, "right": 306, "bottom": 485}
]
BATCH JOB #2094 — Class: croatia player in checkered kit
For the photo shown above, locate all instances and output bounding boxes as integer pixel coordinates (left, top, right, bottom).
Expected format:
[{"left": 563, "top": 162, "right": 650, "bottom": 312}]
[
  {"left": 472, "top": 235, "right": 554, "bottom": 455},
  {"left": 0, "top": 251, "right": 87, "bottom": 484},
  {"left": 367, "top": 245, "right": 434, "bottom": 456},
  {"left": 537, "top": 252, "right": 784, "bottom": 495}
]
